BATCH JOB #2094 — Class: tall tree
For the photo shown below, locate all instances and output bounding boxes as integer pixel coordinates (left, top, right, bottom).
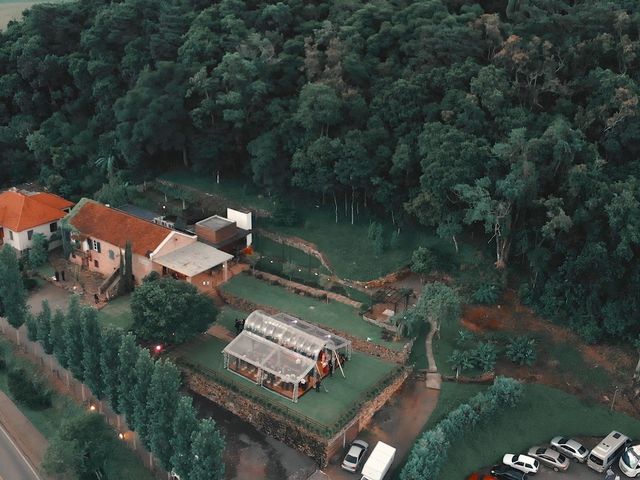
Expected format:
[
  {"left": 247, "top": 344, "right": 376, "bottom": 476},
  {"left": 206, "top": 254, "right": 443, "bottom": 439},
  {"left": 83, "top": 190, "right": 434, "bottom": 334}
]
[
  {"left": 147, "top": 360, "right": 182, "bottom": 468},
  {"left": 36, "top": 300, "right": 54, "bottom": 354},
  {"left": 81, "top": 307, "right": 103, "bottom": 398},
  {"left": 0, "top": 246, "right": 28, "bottom": 328},
  {"left": 117, "top": 333, "right": 140, "bottom": 423},
  {"left": 64, "top": 298, "right": 85, "bottom": 380},
  {"left": 100, "top": 327, "right": 123, "bottom": 412},
  {"left": 50, "top": 309, "right": 67, "bottom": 366},
  {"left": 132, "top": 348, "right": 155, "bottom": 445},
  {"left": 189, "top": 419, "right": 225, "bottom": 480},
  {"left": 170, "top": 396, "right": 199, "bottom": 480}
]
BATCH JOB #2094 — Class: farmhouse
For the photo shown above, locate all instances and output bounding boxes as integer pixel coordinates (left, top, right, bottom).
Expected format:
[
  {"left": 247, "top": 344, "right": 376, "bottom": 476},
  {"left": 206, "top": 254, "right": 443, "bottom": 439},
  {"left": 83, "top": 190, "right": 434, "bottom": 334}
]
[
  {"left": 65, "top": 199, "right": 233, "bottom": 293},
  {"left": 0, "top": 188, "right": 74, "bottom": 254}
]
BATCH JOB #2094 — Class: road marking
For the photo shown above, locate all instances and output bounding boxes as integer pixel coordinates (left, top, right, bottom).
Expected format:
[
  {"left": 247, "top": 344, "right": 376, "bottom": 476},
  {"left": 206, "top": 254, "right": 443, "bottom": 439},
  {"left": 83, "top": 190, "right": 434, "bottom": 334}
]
[{"left": 0, "top": 422, "right": 43, "bottom": 480}]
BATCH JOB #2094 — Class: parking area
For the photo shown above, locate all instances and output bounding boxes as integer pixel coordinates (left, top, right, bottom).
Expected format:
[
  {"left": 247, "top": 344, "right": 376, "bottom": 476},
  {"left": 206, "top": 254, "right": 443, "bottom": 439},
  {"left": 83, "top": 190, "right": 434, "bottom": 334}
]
[{"left": 532, "top": 461, "right": 620, "bottom": 479}]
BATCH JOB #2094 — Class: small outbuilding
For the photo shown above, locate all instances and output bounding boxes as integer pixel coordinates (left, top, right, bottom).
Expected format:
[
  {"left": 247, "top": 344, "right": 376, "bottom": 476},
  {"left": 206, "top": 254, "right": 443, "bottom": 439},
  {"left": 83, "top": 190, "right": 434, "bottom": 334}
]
[{"left": 222, "top": 310, "right": 351, "bottom": 402}]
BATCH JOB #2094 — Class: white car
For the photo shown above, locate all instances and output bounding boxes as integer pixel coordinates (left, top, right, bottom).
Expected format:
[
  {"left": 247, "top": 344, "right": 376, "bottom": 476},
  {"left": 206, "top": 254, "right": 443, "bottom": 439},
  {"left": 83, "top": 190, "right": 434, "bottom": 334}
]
[
  {"left": 503, "top": 454, "right": 539, "bottom": 474},
  {"left": 341, "top": 439, "right": 369, "bottom": 472},
  {"left": 620, "top": 444, "right": 640, "bottom": 477},
  {"left": 550, "top": 436, "right": 589, "bottom": 463}
]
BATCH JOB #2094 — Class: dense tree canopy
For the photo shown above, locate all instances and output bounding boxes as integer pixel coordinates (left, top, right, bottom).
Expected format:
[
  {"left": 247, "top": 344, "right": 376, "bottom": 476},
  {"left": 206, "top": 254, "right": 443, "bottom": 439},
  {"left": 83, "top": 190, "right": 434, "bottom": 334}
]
[{"left": 2, "top": 0, "right": 640, "bottom": 341}]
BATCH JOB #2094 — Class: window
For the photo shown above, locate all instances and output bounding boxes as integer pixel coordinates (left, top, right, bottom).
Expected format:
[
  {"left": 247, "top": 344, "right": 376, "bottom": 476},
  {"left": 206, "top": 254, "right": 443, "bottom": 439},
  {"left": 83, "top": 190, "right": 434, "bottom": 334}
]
[
  {"left": 94, "top": 260, "right": 99, "bottom": 268},
  {"left": 27, "top": 230, "right": 34, "bottom": 240},
  {"left": 9, "top": 231, "right": 13, "bottom": 240},
  {"left": 49, "top": 222, "right": 58, "bottom": 233},
  {"left": 92, "top": 240, "right": 101, "bottom": 253},
  {"left": 108, "top": 250, "right": 115, "bottom": 260}
]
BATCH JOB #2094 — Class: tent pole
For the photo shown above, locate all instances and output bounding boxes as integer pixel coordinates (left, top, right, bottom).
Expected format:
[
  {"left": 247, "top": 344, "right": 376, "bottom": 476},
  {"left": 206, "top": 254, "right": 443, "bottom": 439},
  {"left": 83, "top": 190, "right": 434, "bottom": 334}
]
[{"left": 334, "top": 350, "right": 345, "bottom": 378}]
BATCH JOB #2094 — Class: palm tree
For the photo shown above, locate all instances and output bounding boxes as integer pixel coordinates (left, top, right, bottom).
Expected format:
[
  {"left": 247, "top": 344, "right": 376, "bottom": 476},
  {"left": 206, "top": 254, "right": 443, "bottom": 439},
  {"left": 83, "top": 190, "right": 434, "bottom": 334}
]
[{"left": 95, "top": 154, "right": 117, "bottom": 177}]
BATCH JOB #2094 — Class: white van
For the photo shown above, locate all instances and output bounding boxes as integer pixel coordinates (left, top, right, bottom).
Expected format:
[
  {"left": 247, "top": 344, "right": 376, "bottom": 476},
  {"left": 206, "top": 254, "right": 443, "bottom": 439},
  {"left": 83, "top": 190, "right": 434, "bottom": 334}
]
[
  {"left": 360, "top": 441, "right": 396, "bottom": 480},
  {"left": 620, "top": 444, "right": 640, "bottom": 477},
  {"left": 587, "top": 431, "right": 630, "bottom": 472}
]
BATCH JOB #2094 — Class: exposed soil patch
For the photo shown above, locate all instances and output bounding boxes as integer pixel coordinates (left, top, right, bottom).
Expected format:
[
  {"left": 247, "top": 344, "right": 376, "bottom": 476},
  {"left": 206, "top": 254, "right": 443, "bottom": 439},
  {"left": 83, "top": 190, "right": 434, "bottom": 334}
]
[{"left": 461, "top": 290, "right": 638, "bottom": 416}]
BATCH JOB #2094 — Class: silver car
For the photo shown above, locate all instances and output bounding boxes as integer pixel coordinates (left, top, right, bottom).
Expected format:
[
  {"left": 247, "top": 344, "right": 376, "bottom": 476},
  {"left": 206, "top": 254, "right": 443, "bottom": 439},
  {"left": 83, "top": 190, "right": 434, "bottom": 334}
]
[
  {"left": 550, "top": 436, "right": 589, "bottom": 463},
  {"left": 341, "top": 439, "right": 369, "bottom": 472},
  {"left": 528, "top": 446, "right": 571, "bottom": 472}
]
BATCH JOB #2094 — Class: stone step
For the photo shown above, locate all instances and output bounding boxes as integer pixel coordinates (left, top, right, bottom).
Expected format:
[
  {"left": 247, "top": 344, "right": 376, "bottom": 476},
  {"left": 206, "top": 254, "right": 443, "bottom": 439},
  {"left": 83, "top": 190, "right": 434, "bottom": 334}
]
[{"left": 426, "top": 372, "right": 442, "bottom": 390}]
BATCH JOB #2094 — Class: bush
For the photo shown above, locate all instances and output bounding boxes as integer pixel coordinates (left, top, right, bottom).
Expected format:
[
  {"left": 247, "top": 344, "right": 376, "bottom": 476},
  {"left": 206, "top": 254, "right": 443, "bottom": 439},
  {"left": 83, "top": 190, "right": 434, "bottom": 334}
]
[
  {"left": 448, "top": 349, "right": 474, "bottom": 373},
  {"left": 472, "top": 283, "right": 500, "bottom": 305},
  {"left": 400, "top": 376, "right": 523, "bottom": 480},
  {"left": 472, "top": 342, "right": 498, "bottom": 372},
  {"left": 506, "top": 336, "right": 537, "bottom": 366},
  {"left": 7, "top": 366, "right": 52, "bottom": 409}
]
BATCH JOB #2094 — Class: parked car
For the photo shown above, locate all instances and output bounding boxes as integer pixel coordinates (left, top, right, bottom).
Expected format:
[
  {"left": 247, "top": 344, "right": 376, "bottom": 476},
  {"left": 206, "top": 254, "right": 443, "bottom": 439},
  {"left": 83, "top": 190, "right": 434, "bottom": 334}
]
[
  {"left": 527, "top": 446, "right": 570, "bottom": 472},
  {"left": 466, "top": 473, "right": 498, "bottom": 480},
  {"left": 550, "top": 436, "right": 589, "bottom": 463},
  {"left": 490, "top": 464, "right": 528, "bottom": 480},
  {"left": 619, "top": 444, "right": 640, "bottom": 478},
  {"left": 503, "top": 454, "right": 539, "bottom": 474},
  {"left": 341, "top": 439, "right": 369, "bottom": 472}
]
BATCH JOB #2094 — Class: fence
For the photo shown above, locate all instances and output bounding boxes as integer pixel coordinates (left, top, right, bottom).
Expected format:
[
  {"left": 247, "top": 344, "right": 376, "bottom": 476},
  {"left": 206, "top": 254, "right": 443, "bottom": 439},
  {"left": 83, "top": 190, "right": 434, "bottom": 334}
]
[{"left": 0, "top": 318, "right": 171, "bottom": 480}]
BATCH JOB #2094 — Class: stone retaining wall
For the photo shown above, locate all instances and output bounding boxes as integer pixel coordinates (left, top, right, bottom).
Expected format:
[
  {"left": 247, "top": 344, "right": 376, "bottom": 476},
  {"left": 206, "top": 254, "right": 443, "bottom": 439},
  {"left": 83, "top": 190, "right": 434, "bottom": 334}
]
[
  {"left": 251, "top": 270, "right": 362, "bottom": 308},
  {"left": 256, "top": 228, "right": 334, "bottom": 273},
  {"left": 185, "top": 366, "right": 410, "bottom": 467},
  {"left": 219, "top": 291, "right": 412, "bottom": 364}
]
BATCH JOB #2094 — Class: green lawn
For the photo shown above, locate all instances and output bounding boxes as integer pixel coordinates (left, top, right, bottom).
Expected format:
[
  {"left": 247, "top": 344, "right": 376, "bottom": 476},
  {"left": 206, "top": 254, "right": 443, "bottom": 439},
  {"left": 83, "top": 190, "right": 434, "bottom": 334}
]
[
  {"left": 159, "top": 170, "right": 448, "bottom": 281},
  {"left": 221, "top": 274, "right": 405, "bottom": 350},
  {"left": 160, "top": 170, "right": 276, "bottom": 213},
  {"left": 254, "top": 235, "right": 324, "bottom": 270},
  {"left": 176, "top": 335, "right": 398, "bottom": 429},
  {"left": 97, "top": 295, "right": 134, "bottom": 330},
  {"left": 216, "top": 306, "right": 248, "bottom": 332},
  {"left": 437, "top": 383, "right": 640, "bottom": 479},
  {"left": 408, "top": 323, "right": 429, "bottom": 370}
]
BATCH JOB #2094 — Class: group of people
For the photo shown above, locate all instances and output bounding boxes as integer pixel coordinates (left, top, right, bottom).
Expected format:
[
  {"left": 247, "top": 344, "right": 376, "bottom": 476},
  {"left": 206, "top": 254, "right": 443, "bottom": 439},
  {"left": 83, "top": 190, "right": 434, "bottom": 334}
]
[{"left": 234, "top": 318, "right": 246, "bottom": 335}]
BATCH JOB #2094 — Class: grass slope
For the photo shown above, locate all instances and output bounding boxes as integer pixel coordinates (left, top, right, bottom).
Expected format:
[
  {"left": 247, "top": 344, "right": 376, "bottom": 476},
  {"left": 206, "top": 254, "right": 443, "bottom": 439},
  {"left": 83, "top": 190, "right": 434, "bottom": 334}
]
[
  {"left": 438, "top": 383, "right": 640, "bottom": 480},
  {"left": 222, "top": 274, "right": 404, "bottom": 350},
  {"left": 160, "top": 170, "right": 445, "bottom": 281}
]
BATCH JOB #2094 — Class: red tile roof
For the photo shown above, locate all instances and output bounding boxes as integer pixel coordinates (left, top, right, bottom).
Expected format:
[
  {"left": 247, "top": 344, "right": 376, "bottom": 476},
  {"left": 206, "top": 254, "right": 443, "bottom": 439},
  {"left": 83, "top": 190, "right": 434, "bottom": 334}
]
[
  {"left": 30, "top": 192, "right": 74, "bottom": 211},
  {"left": 0, "top": 190, "right": 73, "bottom": 231},
  {"left": 68, "top": 200, "right": 172, "bottom": 256}
]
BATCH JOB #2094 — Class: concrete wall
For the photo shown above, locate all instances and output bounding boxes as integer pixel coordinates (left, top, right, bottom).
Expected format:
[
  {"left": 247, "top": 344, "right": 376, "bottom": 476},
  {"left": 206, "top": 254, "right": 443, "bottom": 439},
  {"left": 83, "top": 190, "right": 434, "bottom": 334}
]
[
  {"left": 227, "top": 208, "right": 252, "bottom": 246},
  {"left": 70, "top": 237, "right": 155, "bottom": 284},
  {"left": 2, "top": 221, "right": 62, "bottom": 253}
]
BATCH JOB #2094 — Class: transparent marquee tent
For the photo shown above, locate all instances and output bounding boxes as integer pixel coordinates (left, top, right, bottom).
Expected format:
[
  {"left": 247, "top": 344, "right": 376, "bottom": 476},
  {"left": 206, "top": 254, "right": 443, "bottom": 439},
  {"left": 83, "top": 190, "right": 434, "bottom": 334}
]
[{"left": 223, "top": 310, "right": 352, "bottom": 402}]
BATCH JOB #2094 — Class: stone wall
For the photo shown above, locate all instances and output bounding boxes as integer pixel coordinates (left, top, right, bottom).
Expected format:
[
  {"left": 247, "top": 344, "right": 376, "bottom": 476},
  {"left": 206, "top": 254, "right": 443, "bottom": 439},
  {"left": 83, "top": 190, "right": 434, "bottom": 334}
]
[
  {"left": 325, "top": 368, "right": 410, "bottom": 462},
  {"left": 185, "top": 370, "right": 330, "bottom": 465},
  {"left": 256, "top": 228, "right": 333, "bottom": 273},
  {"left": 219, "top": 290, "right": 412, "bottom": 364},
  {"left": 184, "top": 366, "right": 410, "bottom": 467},
  {"left": 251, "top": 270, "right": 362, "bottom": 309}
]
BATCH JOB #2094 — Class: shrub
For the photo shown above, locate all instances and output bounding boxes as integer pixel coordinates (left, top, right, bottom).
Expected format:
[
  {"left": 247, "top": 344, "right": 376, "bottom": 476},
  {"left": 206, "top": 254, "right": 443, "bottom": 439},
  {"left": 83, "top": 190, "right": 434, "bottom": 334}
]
[
  {"left": 7, "top": 366, "right": 52, "bottom": 409},
  {"left": 22, "top": 276, "right": 38, "bottom": 291},
  {"left": 400, "top": 377, "right": 522, "bottom": 480},
  {"left": 456, "top": 329, "right": 475, "bottom": 347},
  {"left": 448, "top": 349, "right": 474, "bottom": 373},
  {"left": 472, "top": 283, "right": 500, "bottom": 305},
  {"left": 506, "top": 336, "right": 537, "bottom": 366},
  {"left": 472, "top": 342, "right": 498, "bottom": 372}
]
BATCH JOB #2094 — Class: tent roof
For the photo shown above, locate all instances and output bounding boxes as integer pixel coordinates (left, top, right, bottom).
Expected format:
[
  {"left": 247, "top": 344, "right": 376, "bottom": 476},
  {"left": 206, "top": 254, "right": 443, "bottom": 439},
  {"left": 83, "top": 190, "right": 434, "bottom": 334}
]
[
  {"left": 223, "top": 330, "right": 316, "bottom": 383},
  {"left": 244, "top": 310, "right": 350, "bottom": 360},
  {"left": 153, "top": 241, "right": 232, "bottom": 277}
]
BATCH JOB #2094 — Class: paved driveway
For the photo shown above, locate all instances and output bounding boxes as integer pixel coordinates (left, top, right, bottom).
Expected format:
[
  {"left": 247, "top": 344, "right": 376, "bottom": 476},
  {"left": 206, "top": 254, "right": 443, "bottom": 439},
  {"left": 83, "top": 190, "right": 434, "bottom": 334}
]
[{"left": 484, "top": 459, "right": 624, "bottom": 480}]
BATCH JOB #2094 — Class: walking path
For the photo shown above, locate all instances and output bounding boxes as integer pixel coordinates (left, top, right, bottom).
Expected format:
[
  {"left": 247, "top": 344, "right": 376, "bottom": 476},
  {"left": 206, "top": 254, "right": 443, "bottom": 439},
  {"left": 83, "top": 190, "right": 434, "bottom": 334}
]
[{"left": 0, "top": 391, "right": 48, "bottom": 480}]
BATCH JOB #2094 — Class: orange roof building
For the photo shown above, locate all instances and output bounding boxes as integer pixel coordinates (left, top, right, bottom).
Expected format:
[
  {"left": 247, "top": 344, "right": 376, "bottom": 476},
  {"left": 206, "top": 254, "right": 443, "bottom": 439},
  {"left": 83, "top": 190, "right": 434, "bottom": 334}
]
[{"left": 0, "top": 189, "right": 74, "bottom": 253}]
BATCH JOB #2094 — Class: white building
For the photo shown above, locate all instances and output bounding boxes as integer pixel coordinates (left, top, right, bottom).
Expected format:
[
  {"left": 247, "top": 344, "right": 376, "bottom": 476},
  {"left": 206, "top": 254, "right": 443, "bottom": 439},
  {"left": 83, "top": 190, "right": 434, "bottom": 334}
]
[{"left": 0, "top": 189, "right": 74, "bottom": 254}]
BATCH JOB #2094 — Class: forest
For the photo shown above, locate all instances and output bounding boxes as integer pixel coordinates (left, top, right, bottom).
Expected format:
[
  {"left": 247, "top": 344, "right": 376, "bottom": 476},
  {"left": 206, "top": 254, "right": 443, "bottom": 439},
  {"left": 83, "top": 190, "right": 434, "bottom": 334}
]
[{"left": 0, "top": 0, "right": 639, "bottom": 343}]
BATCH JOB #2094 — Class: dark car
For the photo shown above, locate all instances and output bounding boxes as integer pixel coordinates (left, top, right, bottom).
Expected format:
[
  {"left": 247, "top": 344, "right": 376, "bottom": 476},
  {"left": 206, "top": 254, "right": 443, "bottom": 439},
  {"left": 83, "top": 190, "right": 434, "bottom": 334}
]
[{"left": 490, "top": 464, "right": 528, "bottom": 480}]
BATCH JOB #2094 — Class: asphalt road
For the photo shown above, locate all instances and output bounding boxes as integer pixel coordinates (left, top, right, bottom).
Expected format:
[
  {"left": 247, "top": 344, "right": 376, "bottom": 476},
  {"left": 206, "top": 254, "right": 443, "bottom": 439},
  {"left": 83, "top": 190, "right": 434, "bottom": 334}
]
[{"left": 0, "top": 423, "right": 42, "bottom": 480}]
